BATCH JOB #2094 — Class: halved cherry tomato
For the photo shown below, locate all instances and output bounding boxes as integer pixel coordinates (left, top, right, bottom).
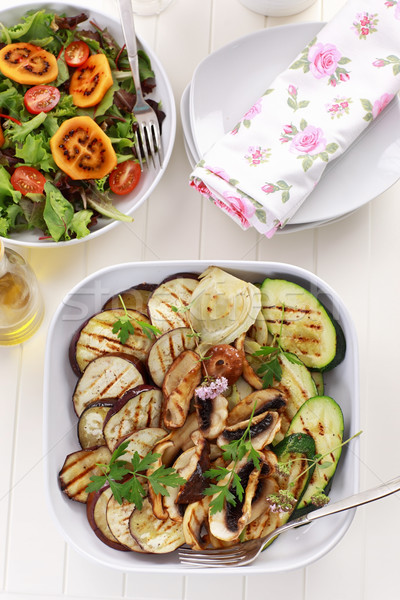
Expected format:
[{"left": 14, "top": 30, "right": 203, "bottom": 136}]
[
  {"left": 109, "top": 161, "right": 141, "bottom": 195},
  {"left": 65, "top": 41, "right": 90, "bottom": 67},
  {"left": 11, "top": 166, "right": 46, "bottom": 196},
  {"left": 24, "top": 85, "right": 61, "bottom": 115}
]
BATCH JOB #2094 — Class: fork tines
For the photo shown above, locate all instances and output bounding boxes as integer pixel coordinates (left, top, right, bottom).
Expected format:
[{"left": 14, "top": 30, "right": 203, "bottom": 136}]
[{"left": 134, "top": 120, "right": 163, "bottom": 171}]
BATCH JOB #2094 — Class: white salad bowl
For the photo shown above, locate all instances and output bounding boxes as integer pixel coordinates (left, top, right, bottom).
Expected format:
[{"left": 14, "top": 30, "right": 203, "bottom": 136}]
[
  {"left": 0, "top": 1, "right": 176, "bottom": 247},
  {"left": 43, "top": 260, "right": 360, "bottom": 574}
]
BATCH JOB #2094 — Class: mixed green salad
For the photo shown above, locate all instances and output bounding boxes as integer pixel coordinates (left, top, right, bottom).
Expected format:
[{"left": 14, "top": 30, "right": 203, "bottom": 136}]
[{"left": 0, "top": 9, "right": 164, "bottom": 242}]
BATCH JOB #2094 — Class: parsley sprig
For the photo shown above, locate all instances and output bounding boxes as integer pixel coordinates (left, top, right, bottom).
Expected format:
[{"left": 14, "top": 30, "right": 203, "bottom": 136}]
[
  {"left": 86, "top": 440, "right": 186, "bottom": 509},
  {"left": 204, "top": 402, "right": 261, "bottom": 515},
  {"left": 112, "top": 295, "right": 161, "bottom": 344},
  {"left": 253, "top": 304, "right": 303, "bottom": 387}
]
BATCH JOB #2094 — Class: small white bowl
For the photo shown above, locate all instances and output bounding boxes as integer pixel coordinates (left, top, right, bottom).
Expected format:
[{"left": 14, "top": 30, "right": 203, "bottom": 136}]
[
  {"left": 0, "top": 2, "right": 176, "bottom": 247},
  {"left": 238, "top": 0, "right": 317, "bottom": 17},
  {"left": 43, "top": 260, "right": 360, "bottom": 574}
]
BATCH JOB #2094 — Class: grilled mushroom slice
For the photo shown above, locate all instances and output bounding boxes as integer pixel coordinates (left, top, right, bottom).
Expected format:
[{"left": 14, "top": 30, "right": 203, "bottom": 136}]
[
  {"left": 182, "top": 495, "right": 211, "bottom": 550},
  {"left": 203, "top": 344, "right": 243, "bottom": 385},
  {"left": 226, "top": 388, "right": 287, "bottom": 426},
  {"left": 195, "top": 393, "right": 228, "bottom": 439},
  {"left": 217, "top": 411, "right": 281, "bottom": 451},
  {"left": 163, "top": 432, "right": 210, "bottom": 521},
  {"left": 162, "top": 350, "right": 202, "bottom": 429},
  {"left": 208, "top": 455, "right": 262, "bottom": 542},
  {"left": 243, "top": 478, "right": 281, "bottom": 541},
  {"left": 235, "top": 333, "right": 263, "bottom": 390}
]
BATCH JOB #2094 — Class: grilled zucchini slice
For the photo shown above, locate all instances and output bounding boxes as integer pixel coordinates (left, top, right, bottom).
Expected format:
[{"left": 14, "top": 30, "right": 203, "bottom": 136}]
[
  {"left": 287, "top": 395, "right": 344, "bottom": 510},
  {"left": 261, "top": 278, "right": 345, "bottom": 371}
]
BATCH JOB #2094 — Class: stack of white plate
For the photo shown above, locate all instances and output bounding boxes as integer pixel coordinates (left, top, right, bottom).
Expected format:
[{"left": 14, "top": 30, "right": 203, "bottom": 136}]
[{"left": 181, "top": 22, "right": 400, "bottom": 234}]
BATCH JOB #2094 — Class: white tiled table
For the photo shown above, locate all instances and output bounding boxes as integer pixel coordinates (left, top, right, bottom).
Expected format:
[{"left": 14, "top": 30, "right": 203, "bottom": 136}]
[{"left": 1, "top": 0, "right": 400, "bottom": 598}]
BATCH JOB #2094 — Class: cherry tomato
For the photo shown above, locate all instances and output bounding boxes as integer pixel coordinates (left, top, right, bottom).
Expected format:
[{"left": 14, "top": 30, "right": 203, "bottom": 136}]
[
  {"left": 24, "top": 85, "right": 61, "bottom": 114},
  {"left": 64, "top": 41, "right": 90, "bottom": 67},
  {"left": 11, "top": 166, "right": 46, "bottom": 196},
  {"left": 109, "top": 161, "right": 141, "bottom": 195}
]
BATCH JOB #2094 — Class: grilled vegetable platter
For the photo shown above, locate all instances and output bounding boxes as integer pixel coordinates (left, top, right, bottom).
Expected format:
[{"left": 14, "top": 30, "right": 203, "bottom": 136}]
[
  {"left": 0, "top": 5, "right": 167, "bottom": 243},
  {"left": 56, "top": 263, "right": 359, "bottom": 560}
]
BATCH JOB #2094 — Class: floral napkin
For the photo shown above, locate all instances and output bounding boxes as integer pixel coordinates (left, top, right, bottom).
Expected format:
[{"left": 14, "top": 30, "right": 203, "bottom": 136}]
[{"left": 190, "top": 0, "right": 400, "bottom": 237}]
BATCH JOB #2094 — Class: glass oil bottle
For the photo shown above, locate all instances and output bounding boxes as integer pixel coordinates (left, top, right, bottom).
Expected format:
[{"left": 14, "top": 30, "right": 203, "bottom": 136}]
[{"left": 0, "top": 240, "right": 44, "bottom": 345}]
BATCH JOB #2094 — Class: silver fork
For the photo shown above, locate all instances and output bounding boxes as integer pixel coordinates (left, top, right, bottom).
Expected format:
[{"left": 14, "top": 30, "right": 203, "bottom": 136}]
[
  {"left": 179, "top": 475, "right": 400, "bottom": 568},
  {"left": 118, "top": 0, "right": 163, "bottom": 170}
]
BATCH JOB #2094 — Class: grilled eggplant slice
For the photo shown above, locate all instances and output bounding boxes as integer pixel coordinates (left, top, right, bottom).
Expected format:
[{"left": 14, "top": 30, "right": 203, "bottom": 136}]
[
  {"left": 78, "top": 401, "right": 114, "bottom": 449},
  {"left": 106, "top": 495, "right": 146, "bottom": 552},
  {"left": 129, "top": 497, "right": 185, "bottom": 553},
  {"left": 147, "top": 275, "right": 199, "bottom": 335},
  {"left": 261, "top": 278, "right": 346, "bottom": 371},
  {"left": 218, "top": 411, "right": 281, "bottom": 451},
  {"left": 86, "top": 486, "right": 129, "bottom": 551},
  {"left": 103, "top": 386, "right": 163, "bottom": 451},
  {"left": 72, "top": 354, "right": 145, "bottom": 417},
  {"left": 114, "top": 427, "right": 167, "bottom": 462},
  {"left": 287, "top": 395, "right": 344, "bottom": 510},
  {"left": 102, "top": 283, "right": 157, "bottom": 312},
  {"left": 162, "top": 350, "right": 202, "bottom": 429},
  {"left": 147, "top": 327, "right": 196, "bottom": 387},
  {"left": 59, "top": 446, "right": 111, "bottom": 503},
  {"left": 70, "top": 309, "right": 154, "bottom": 375},
  {"left": 226, "top": 388, "right": 287, "bottom": 426}
]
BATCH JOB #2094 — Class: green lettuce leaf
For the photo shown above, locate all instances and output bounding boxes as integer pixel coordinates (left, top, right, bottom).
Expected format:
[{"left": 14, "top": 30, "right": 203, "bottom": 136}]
[
  {"left": 7, "top": 112, "right": 48, "bottom": 144},
  {"left": 2, "top": 10, "right": 54, "bottom": 43},
  {"left": 0, "top": 165, "right": 21, "bottom": 207},
  {"left": 43, "top": 181, "right": 74, "bottom": 241},
  {"left": 15, "top": 133, "right": 56, "bottom": 172},
  {"left": 69, "top": 209, "right": 93, "bottom": 238}
]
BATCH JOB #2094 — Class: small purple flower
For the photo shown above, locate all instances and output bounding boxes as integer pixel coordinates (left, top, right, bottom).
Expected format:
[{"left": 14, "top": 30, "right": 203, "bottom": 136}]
[{"left": 195, "top": 377, "right": 229, "bottom": 400}]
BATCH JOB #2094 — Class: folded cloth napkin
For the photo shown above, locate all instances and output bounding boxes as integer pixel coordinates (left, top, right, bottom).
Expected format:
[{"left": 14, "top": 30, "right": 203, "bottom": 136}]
[{"left": 190, "top": 0, "right": 400, "bottom": 237}]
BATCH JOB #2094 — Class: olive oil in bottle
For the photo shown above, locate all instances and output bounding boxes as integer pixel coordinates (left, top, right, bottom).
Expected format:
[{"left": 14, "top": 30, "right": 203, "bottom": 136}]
[{"left": 0, "top": 241, "right": 44, "bottom": 345}]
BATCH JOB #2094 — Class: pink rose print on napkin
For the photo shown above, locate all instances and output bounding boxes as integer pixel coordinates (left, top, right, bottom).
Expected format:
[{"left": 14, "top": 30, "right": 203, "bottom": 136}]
[
  {"left": 326, "top": 97, "right": 352, "bottom": 119},
  {"left": 290, "top": 39, "right": 351, "bottom": 86},
  {"left": 262, "top": 180, "right": 292, "bottom": 203},
  {"left": 385, "top": 1, "right": 400, "bottom": 19},
  {"left": 244, "top": 146, "right": 271, "bottom": 166},
  {"left": 280, "top": 119, "right": 338, "bottom": 171},
  {"left": 287, "top": 85, "right": 310, "bottom": 112},
  {"left": 231, "top": 99, "right": 263, "bottom": 135},
  {"left": 213, "top": 192, "right": 256, "bottom": 228},
  {"left": 373, "top": 55, "right": 400, "bottom": 76},
  {"left": 308, "top": 43, "right": 341, "bottom": 78},
  {"left": 205, "top": 166, "right": 231, "bottom": 182},
  {"left": 291, "top": 125, "right": 327, "bottom": 155},
  {"left": 352, "top": 12, "right": 379, "bottom": 39},
  {"left": 361, "top": 93, "right": 394, "bottom": 121}
]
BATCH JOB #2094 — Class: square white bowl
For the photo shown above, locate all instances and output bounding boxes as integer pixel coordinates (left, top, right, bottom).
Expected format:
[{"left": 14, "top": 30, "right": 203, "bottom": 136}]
[{"left": 43, "top": 260, "right": 360, "bottom": 574}]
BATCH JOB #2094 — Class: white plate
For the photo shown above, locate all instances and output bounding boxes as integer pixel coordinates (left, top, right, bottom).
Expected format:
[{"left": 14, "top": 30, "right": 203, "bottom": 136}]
[
  {"left": 0, "top": 2, "right": 176, "bottom": 247},
  {"left": 44, "top": 260, "right": 360, "bottom": 574},
  {"left": 181, "top": 85, "right": 357, "bottom": 234},
  {"left": 189, "top": 22, "right": 400, "bottom": 225}
]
